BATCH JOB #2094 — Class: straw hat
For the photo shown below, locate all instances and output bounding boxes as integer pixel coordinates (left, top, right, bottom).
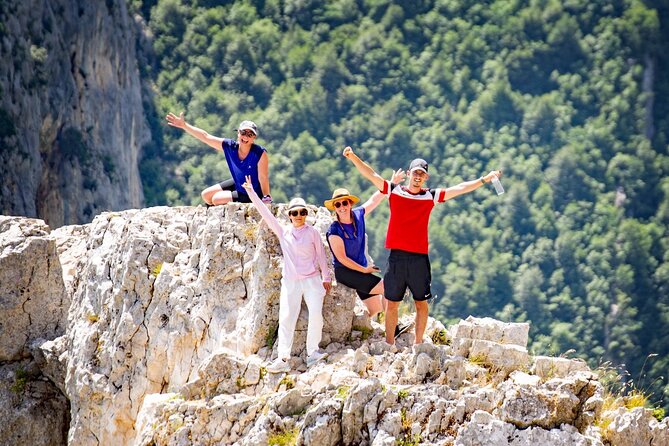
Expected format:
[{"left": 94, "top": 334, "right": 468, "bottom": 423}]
[{"left": 324, "top": 188, "right": 360, "bottom": 210}]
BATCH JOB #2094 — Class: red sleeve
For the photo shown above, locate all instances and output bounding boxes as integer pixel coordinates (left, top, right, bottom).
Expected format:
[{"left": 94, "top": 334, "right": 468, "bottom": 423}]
[
  {"left": 382, "top": 180, "right": 392, "bottom": 195},
  {"left": 432, "top": 188, "right": 446, "bottom": 203}
]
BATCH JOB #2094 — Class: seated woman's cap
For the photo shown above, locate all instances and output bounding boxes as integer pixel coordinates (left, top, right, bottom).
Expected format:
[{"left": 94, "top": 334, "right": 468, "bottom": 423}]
[
  {"left": 288, "top": 197, "right": 308, "bottom": 210},
  {"left": 324, "top": 188, "right": 361, "bottom": 210},
  {"left": 238, "top": 120, "right": 258, "bottom": 136}
]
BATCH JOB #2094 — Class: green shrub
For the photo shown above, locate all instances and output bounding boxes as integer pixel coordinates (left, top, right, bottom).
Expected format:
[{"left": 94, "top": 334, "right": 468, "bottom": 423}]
[
  {"left": 10, "top": 369, "right": 31, "bottom": 394},
  {"left": 30, "top": 45, "right": 48, "bottom": 64},
  {"left": 59, "top": 128, "right": 90, "bottom": 165}
]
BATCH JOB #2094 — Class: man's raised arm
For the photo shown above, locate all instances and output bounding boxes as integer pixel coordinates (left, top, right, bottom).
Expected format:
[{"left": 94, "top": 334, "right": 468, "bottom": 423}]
[{"left": 342, "top": 146, "right": 386, "bottom": 191}]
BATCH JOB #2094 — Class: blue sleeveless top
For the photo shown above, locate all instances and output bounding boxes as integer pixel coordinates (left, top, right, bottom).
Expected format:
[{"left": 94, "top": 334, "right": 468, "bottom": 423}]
[
  {"left": 326, "top": 207, "right": 367, "bottom": 268},
  {"left": 222, "top": 139, "right": 266, "bottom": 197}
]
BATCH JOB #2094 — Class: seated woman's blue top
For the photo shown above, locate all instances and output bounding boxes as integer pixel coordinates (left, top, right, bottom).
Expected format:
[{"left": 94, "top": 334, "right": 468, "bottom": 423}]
[
  {"left": 222, "top": 138, "right": 266, "bottom": 197},
  {"left": 326, "top": 207, "right": 367, "bottom": 268}
]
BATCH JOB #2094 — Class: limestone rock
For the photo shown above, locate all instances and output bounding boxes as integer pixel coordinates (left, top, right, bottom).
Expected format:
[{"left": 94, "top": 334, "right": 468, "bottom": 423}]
[
  {"left": 448, "top": 316, "right": 531, "bottom": 375},
  {"left": 533, "top": 355, "right": 591, "bottom": 379},
  {"left": 2, "top": 212, "right": 668, "bottom": 446},
  {"left": 30, "top": 336, "right": 68, "bottom": 395},
  {"left": 297, "top": 399, "right": 343, "bottom": 446},
  {"left": 469, "top": 339, "right": 530, "bottom": 373},
  {"left": 0, "top": 216, "right": 68, "bottom": 361},
  {"left": 604, "top": 407, "right": 669, "bottom": 446},
  {"left": 497, "top": 381, "right": 581, "bottom": 429},
  {"left": 0, "top": 361, "right": 69, "bottom": 446},
  {"left": 456, "top": 410, "right": 603, "bottom": 446},
  {"left": 450, "top": 316, "right": 530, "bottom": 347},
  {"left": 52, "top": 205, "right": 354, "bottom": 445},
  {"left": 342, "top": 378, "right": 384, "bottom": 445}
]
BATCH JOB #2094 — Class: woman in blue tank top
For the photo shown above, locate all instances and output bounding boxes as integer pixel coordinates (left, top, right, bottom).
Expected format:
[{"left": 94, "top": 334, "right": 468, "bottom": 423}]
[
  {"left": 166, "top": 112, "right": 271, "bottom": 205},
  {"left": 324, "top": 169, "right": 408, "bottom": 321}
]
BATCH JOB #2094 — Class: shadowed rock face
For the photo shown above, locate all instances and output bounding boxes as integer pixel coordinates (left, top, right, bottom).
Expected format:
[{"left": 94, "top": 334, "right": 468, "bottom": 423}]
[
  {"left": 1, "top": 208, "right": 668, "bottom": 446},
  {"left": 0, "top": 0, "right": 149, "bottom": 227}
]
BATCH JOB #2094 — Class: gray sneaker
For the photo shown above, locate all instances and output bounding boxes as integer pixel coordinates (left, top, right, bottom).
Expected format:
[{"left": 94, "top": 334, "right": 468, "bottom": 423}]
[
  {"left": 306, "top": 350, "right": 328, "bottom": 367},
  {"left": 266, "top": 357, "right": 290, "bottom": 373}
]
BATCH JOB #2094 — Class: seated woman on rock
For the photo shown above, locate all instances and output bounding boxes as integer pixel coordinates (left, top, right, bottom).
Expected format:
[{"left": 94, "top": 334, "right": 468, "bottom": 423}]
[
  {"left": 242, "top": 176, "right": 331, "bottom": 373},
  {"left": 324, "top": 174, "right": 410, "bottom": 339}
]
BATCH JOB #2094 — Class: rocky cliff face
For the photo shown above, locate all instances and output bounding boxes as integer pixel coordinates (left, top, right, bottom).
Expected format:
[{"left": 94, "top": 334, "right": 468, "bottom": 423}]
[
  {"left": 1, "top": 206, "right": 667, "bottom": 446},
  {"left": 0, "top": 0, "right": 149, "bottom": 227}
]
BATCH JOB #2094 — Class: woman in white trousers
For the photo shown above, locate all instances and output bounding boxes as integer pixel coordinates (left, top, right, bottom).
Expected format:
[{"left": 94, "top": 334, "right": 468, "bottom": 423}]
[{"left": 243, "top": 176, "right": 331, "bottom": 373}]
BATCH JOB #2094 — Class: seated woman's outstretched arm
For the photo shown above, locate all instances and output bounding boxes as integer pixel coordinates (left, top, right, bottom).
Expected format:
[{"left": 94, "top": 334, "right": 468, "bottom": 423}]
[
  {"left": 165, "top": 111, "right": 224, "bottom": 151},
  {"left": 361, "top": 168, "right": 406, "bottom": 215},
  {"left": 242, "top": 175, "right": 282, "bottom": 238}
]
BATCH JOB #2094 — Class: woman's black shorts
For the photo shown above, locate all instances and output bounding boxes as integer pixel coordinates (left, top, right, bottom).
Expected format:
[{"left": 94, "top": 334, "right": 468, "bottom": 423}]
[
  {"left": 334, "top": 266, "right": 382, "bottom": 300},
  {"left": 219, "top": 178, "right": 251, "bottom": 203}
]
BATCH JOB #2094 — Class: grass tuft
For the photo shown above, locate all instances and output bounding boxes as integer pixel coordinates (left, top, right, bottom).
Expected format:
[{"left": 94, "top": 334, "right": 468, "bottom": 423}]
[
  {"left": 279, "top": 375, "right": 295, "bottom": 390},
  {"left": 268, "top": 427, "right": 298, "bottom": 446},
  {"left": 430, "top": 328, "right": 451, "bottom": 346},
  {"left": 336, "top": 385, "right": 351, "bottom": 400},
  {"left": 266, "top": 324, "right": 279, "bottom": 349},
  {"left": 10, "top": 369, "right": 31, "bottom": 394}
]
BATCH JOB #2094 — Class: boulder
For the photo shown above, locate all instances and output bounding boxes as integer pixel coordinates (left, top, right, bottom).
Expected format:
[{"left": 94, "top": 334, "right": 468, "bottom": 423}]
[{"left": 0, "top": 216, "right": 68, "bottom": 361}]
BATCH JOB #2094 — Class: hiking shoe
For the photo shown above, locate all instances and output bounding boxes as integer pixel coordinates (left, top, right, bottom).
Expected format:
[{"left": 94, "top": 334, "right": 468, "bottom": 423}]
[
  {"left": 266, "top": 358, "right": 290, "bottom": 373},
  {"left": 306, "top": 350, "right": 328, "bottom": 367},
  {"left": 394, "top": 323, "right": 411, "bottom": 339}
]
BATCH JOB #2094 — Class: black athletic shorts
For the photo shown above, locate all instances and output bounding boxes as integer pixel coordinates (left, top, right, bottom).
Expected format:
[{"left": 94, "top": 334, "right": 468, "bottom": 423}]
[
  {"left": 384, "top": 249, "right": 432, "bottom": 302},
  {"left": 219, "top": 178, "right": 251, "bottom": 203},
  {"left": 334, "top": 266, "right": 382, "bottom": 301}
]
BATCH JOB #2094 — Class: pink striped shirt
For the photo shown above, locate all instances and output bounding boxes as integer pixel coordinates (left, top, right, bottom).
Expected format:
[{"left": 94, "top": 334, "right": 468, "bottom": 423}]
[{"left": 247, "top": 188, "right": 331, "bottom": 282}]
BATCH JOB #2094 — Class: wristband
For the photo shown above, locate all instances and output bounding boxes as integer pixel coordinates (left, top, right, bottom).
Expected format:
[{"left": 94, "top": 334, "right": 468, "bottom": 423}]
[
  {"left": 480, "top": 177, "right": 485, "bottom": 185},
  {"left": 261, "top": 194, "right": 273, "bottom": 203}
]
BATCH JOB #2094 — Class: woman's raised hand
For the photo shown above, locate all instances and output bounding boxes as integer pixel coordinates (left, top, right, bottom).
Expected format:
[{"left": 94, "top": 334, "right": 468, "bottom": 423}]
[
  {"left": 242, "top": 175, "right": 254, "bottom": 192},
  {"left": 165, "top": 111, "right": 186, "bottom": 129},
  {"left": 343, "top": 146, "right": 354, "bottom": 159},
  {"left": 391, "top": 168, "right": 406, "bottom": 184}
]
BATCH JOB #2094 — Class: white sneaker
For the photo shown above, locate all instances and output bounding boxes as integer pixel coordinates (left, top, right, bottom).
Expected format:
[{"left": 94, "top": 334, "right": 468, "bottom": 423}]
[
  {"left": 306, "top": 350, "right": 328, "bottom": 367},
  {"left": 266, "top": 357, "right": 290, "bottom": 373}
]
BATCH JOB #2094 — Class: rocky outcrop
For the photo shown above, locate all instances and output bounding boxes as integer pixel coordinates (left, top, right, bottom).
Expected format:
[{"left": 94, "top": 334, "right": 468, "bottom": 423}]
[
  {"left": 52, "top": 204, "right": 356, "bottom": 445},
  {"left": 1, "top": 207, "right": 667, "bottom": 445},
  {"left": 0, "top": 0, "right": 149, "bottom": 227}
]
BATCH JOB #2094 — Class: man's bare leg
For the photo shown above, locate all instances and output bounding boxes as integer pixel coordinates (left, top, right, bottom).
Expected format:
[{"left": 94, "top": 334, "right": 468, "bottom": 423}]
[
  {"left": 414, "top": 300, "right": 429, "bottom": 344},
  {"left": 385, "top": 299, "right": 401, "bottom": 344}
]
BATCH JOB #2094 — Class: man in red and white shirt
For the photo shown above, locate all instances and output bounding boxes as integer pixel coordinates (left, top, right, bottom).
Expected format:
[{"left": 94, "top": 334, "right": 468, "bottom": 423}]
[{"left": 343, "top": 146, "right": 502, "bottom": 346}]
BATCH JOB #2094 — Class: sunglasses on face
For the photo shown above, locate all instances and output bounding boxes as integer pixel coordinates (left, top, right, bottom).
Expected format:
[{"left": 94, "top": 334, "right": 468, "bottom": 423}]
[
  {"left": 239, "top": 130, "right": 256, "bottom": 138},
  {"left": 289, "top": 209, "right": 308, "bottom": 217},
  {"left": 334, "top": 200, "right": 350, "bottom": 209}
]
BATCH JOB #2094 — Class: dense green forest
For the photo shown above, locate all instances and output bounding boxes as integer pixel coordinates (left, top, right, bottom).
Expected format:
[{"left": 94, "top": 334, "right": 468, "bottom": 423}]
[{"left": 130, "top": 0, "right": 669, "bottom": 411}]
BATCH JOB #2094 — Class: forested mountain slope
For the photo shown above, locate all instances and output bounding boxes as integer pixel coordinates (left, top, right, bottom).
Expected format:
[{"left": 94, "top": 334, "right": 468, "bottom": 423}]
[{"left": 132, "top": 0, "right": 669, "bottom": 411}]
